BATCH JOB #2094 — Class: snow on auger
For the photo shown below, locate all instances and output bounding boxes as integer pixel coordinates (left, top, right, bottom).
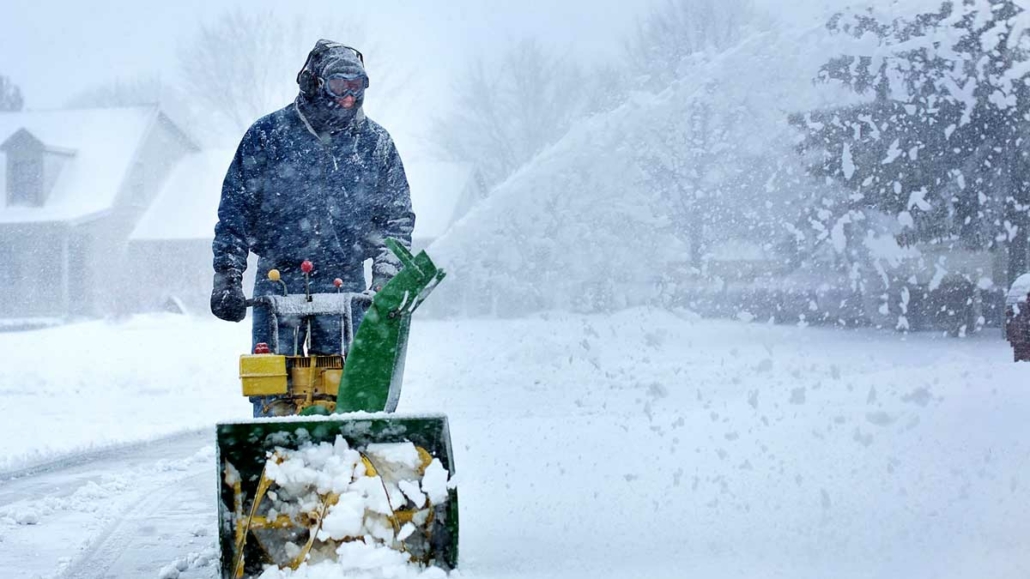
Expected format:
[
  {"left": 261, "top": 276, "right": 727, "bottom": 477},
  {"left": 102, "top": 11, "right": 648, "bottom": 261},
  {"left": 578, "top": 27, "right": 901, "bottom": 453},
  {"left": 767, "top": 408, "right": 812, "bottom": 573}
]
[{"left": 216, "top": 240, "right": 457, "bottom": 578}]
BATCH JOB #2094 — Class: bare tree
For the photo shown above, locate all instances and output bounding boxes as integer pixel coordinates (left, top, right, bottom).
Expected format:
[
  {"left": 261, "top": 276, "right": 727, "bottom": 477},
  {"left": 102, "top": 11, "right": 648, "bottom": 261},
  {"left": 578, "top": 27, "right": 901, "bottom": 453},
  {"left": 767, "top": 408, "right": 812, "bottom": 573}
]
[
  {"left": 626, "top": 0, "right": 757, "bottom": 90},
  {"left": 0, "top": 75, "right": 24, "bottom": 112},
  {"left": 430, "top": 38, "right": 602, "bottom": 189},
  {"left": 65, "top": 76, "right": 168, "bottom": 109},
  {"left": 64, "top": 75, "right": 200, "bottom": 139},
  {"left": 638, "top": 80, "right": 746, "bottom": 269},
  {"left": 178, "top": 8, "right": 402, "bottom": 143},
  {"left": 630, "top": 0, "right": 762, "bottom": 270}
]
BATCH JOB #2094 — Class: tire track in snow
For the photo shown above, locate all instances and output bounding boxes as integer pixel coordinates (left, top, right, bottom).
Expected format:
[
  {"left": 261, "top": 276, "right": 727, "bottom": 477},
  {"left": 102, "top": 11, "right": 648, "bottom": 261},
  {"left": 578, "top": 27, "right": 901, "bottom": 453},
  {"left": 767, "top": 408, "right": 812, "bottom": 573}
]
[
  {"left": 61, "top": 469, "right": 216, "bottom": 579},
  {"left": 0, "top": 431, "right": 216, "bottom": 579},
  {"left": 0, "top": 429, "right": 211, "bottom": 487}
]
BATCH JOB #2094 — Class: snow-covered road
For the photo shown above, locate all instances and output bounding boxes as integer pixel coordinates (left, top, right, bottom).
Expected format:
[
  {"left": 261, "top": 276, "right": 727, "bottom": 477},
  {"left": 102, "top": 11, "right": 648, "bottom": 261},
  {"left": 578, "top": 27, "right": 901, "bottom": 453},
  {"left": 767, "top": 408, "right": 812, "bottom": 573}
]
[
  {"left": 1, "top": 310, "right": 1029, "bottom": 578},
  {"left": 0, "top": 432, "right": 217, "bottom": 579}
]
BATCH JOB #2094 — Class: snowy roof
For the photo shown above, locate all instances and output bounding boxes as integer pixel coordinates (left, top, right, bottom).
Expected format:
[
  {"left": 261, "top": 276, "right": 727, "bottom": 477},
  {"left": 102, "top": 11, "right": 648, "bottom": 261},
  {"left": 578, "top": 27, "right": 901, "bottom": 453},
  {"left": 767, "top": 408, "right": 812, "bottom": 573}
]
[
  {"left": 130, "top": 149, "right": 233, "bottom": 241},
  {"left": 1008, "top": 273, "right": 1030, "bottom": 305},
  {"left": 405, "top": 161, "right": 475, "bottom": 240},
  {"left": 0, "top": 107, "right": 161, "bottom": 224},
  {"left": 131, "top": 156, "right": 475, "bottom": 242}
]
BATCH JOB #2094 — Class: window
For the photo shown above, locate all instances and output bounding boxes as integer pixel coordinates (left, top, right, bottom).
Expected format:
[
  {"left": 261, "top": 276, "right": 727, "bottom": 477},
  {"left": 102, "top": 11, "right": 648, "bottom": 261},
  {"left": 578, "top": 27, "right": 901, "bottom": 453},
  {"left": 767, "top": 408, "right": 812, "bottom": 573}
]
[{"left": 8, "top": 155, "right": 43, "bottom": 207}]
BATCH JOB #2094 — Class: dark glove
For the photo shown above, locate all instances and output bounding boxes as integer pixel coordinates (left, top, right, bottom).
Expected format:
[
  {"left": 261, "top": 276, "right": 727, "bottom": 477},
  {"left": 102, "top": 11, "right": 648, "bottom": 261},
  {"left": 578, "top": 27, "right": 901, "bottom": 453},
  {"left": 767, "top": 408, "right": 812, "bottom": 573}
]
[{"left": 211, "top": 269, "right": 247, "bottom": 322}]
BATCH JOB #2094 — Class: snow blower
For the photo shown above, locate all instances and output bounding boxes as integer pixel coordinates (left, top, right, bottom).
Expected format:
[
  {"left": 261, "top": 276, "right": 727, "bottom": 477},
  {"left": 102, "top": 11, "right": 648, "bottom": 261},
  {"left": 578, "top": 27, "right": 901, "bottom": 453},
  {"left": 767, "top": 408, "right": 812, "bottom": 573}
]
[{"left": 215, "top": 240, "right": 457, "bottom": 578}]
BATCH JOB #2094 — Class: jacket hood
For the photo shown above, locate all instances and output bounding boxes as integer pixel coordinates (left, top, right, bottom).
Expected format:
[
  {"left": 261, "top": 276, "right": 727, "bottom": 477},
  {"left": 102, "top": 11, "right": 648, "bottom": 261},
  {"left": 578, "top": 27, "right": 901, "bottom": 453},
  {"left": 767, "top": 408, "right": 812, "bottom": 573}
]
[{"left": 295, "top": 39, "right": 369, "bottom": 135}]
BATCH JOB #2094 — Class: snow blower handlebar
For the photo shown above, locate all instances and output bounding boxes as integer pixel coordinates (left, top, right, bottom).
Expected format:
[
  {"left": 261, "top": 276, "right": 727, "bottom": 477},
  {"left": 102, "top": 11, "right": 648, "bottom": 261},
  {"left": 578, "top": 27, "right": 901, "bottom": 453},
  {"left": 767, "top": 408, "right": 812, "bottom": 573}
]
[
  {"left": 245, "top": 293, "right": 372, "bottom": 357},
  {"left": 243, "top": 239, "right": 446, "bottom": 413}
]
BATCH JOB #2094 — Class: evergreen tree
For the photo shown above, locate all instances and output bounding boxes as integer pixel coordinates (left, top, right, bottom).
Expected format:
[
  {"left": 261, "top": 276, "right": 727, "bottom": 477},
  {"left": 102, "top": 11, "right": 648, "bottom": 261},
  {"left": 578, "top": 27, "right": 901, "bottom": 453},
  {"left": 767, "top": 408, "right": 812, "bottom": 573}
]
[
  {"left": 0, "top": 76, "right": 24, "bottom": 112},
  {"left": 791, "top": 0, "right": 1030, "bottom": 284}
]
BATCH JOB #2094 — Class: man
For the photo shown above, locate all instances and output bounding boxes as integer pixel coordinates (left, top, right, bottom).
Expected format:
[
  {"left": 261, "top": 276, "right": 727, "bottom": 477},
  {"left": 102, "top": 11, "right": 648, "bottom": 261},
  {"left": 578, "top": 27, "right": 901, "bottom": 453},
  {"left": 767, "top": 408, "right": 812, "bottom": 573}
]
[{"left": 210, "top": 40, "right": 414, "bottom": 362}]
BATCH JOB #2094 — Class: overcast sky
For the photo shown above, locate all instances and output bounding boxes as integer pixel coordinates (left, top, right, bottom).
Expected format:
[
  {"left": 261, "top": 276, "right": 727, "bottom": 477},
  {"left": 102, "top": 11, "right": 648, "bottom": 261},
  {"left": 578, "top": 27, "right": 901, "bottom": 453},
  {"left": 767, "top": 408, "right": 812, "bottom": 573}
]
[
  {"left": 0, "top": 0, "right": 894, "bottom": 155},
  {"left": 0, "top": 0, "right": 876, "bottom": 102},
  {"left": 1, "top": 1, "right": 663, "bottom": 106}
]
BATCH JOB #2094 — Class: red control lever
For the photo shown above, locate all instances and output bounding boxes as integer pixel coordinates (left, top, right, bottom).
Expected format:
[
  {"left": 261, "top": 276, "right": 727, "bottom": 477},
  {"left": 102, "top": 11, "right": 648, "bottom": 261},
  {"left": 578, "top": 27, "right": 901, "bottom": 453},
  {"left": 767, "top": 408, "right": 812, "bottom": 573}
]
[{"left": 300, "top": 260, "right": 313, "bottom": 302}]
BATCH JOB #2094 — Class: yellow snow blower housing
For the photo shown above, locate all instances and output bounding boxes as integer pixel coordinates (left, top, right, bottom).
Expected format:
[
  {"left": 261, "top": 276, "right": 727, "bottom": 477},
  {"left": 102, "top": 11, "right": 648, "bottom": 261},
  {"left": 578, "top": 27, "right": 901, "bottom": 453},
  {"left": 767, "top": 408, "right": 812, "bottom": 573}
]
[{"left": 239, "top": 354, "right": 343, "bottom": 415}]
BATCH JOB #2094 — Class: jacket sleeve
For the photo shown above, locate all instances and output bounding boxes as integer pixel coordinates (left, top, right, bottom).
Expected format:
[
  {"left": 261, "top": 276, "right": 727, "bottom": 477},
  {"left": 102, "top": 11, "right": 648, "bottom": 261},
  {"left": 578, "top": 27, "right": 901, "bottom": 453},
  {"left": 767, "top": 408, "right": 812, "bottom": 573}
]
[
  {"left": 367, "top": 134, "right": 415, "bottom": 279},
  {"left": 212, "top": 126, "right": 266, "bottom": 274}
]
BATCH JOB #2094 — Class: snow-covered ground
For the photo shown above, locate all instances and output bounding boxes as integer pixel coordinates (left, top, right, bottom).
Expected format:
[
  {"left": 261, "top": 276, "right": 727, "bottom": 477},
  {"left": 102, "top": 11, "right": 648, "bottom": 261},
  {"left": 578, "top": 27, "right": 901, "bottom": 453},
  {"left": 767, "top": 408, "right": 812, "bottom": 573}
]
[
  {"left": 1, "top": 311, "right": 1029, "bottom": 578},
  {"left": 0, "top": 314, "right": 249, "bottom": 473}
]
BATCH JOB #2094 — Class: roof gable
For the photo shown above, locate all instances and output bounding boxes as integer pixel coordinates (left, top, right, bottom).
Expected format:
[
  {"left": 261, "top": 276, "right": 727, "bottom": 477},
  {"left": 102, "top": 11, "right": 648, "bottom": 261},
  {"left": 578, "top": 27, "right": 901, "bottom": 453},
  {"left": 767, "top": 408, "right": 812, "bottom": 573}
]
[
  {"left": 130, "top": 149, "right": 232, "bottom": 241},
  {"left": 0, "top": 128, "right": 76, "bottom": 156},
  {"left": 0, "top": 128, "right": 45, "bottom": 153},
  {"left": 0, "top": 106, "right": 161, "bottom": 223}
]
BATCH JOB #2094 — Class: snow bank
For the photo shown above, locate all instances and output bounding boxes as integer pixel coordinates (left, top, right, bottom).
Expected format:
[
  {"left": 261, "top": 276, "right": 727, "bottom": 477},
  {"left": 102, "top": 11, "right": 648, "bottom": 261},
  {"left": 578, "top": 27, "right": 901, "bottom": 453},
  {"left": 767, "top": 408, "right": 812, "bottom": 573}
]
[{"left": 0, "top": 314, "right": 249, "bottom": 474}]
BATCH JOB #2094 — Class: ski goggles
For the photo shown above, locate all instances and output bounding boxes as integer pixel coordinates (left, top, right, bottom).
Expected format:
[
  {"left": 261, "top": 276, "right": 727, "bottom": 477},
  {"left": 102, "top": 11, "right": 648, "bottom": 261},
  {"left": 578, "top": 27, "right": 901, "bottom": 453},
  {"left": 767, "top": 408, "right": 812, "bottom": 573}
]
[{"left": 323, "top": 74, "right": 366, "bottom": 97}]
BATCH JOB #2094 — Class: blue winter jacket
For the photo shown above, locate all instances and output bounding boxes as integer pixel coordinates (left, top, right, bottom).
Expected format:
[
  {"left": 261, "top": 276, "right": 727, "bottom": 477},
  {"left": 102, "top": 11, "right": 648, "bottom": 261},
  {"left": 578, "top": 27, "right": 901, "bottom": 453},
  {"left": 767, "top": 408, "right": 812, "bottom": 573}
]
[{"left": 213, "top": 104, "right": 414, "bottom": 297}]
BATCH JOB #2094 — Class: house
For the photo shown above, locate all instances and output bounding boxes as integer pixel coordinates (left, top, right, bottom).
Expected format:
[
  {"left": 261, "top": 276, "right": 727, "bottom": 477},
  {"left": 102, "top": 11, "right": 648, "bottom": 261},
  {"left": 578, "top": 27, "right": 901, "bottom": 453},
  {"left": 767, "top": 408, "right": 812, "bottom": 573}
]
[
  {"left": 126, "top": 149, "right": 235, "bottom": 315},
  {"left": 0, "top": 106, "right": 196, "bottom": 322}
]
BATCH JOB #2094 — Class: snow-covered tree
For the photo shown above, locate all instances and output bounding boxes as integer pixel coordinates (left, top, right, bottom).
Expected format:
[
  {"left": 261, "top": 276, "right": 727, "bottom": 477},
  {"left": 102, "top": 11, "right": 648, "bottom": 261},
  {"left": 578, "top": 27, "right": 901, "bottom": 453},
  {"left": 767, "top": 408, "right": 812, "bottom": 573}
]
[
  {"left": 0, "top": 75, "right": 24, "bottom": 112},
  {"left": 637, "top": 79, "right": 734, "bottom": 269},
  {"left": 631, "top": 1, "right": 776, "bottom": 272},
  {"left": 793, "top": 0, "right": 1030, "bottom": 285},
  {"left": 65, "top": 76, "right": 169, "bottom": 109}
]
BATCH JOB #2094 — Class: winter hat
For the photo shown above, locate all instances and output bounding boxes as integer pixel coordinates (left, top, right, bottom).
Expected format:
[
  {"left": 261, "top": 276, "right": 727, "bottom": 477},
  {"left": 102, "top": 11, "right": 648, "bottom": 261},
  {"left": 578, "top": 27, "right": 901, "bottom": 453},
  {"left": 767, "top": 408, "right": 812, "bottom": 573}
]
[
  {"left": 297, "top": 40, "right": 368, "bottom": 96},
  {"left": 295, "top": 40, "right": 369, "bottom": 135}
]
